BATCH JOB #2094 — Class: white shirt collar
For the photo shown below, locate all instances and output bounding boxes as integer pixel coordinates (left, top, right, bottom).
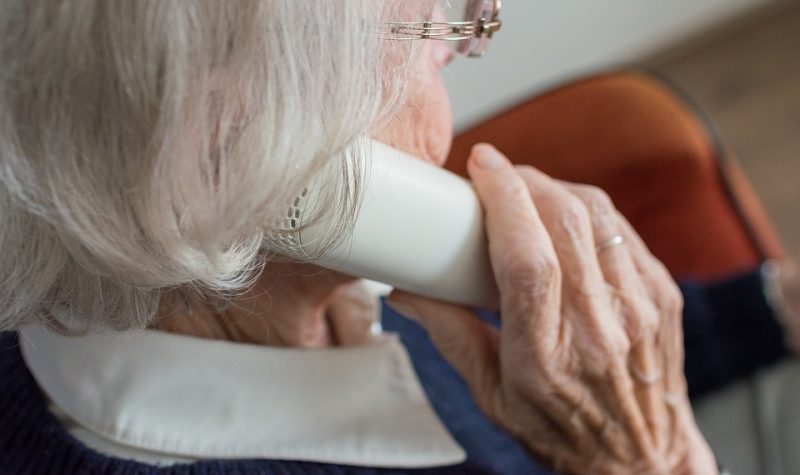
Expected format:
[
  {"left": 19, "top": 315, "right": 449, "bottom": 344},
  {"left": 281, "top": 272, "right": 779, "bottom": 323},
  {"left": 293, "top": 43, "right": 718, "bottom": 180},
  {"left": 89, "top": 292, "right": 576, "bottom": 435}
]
[{"left": 19, "top": 324, "right": 466, "bottom": 468}]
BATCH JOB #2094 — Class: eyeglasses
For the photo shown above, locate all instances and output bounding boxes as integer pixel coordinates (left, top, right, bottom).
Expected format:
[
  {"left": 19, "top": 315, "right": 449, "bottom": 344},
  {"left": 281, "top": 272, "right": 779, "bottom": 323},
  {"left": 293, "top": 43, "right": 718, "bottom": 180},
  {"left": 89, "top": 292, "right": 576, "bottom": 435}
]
[{"left": 379, "top": 0, "right": 502, "bottom": 57}]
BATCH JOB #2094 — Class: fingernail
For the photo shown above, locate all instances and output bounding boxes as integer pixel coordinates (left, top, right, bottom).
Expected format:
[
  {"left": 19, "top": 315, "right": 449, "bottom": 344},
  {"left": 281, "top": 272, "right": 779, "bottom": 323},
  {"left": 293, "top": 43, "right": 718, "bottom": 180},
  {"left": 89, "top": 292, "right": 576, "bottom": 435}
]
[{"left": 471, "top": 144, "right": 506, "bottom": 170}]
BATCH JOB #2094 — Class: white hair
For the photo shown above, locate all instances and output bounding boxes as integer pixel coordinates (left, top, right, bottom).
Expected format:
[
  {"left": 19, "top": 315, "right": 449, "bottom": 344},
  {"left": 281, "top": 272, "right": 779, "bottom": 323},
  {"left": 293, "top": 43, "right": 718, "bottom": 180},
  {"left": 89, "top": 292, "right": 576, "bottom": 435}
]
[{"left": 0, "top": 0, "right": 431, "bottom": 332}]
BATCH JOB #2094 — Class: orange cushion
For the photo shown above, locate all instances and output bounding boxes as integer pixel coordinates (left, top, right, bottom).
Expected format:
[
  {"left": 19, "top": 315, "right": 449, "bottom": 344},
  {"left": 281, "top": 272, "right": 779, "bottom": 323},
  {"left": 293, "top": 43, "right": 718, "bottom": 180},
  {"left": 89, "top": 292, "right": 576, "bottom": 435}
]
[{"left": 447, "top": 70, "right": 784, "bottom": 280}]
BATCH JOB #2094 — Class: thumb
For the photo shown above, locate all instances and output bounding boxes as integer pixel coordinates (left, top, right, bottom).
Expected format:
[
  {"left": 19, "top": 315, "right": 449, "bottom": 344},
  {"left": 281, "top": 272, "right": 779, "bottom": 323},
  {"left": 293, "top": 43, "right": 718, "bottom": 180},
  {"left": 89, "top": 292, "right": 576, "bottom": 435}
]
[
  {"left": 387, "top": 290, "right": 502, "bottom": 416},
  {"left": 327, "top": 281, "right": 380, "bottom": 346}
]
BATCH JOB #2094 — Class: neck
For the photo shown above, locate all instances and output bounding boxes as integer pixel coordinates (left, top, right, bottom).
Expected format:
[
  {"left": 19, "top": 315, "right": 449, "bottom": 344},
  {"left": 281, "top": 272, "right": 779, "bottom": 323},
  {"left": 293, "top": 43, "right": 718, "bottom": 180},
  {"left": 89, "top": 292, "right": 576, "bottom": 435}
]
[{"left": 152, "top": 262, "right": 360, "bottom": 347}]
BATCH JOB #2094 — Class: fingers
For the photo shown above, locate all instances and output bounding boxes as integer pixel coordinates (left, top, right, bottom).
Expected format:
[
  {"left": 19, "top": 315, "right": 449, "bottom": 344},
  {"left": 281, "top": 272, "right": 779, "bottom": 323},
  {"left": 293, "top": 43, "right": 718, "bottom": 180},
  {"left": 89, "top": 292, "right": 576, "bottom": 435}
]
[
  {"left": 469, "top": 147, "right": 648, "bottom": 462},
  {"left": 514, "top": 167, "right": 629, "bottom": 369},
  {"left": 615, "top": 215, "right": 687, "bottom": 413},
  {"left": 562, "top": 182, "right": 677, "bottom": 451},
  {"left": 386, "top": 290, "right": 503, "bottom": 419},
  {"left": 616, "top": 216, "right": 688, "bottom": 402},
  {"left": 466, "top": 145, "right": 562, "bottom": 362},
  {"left": 560, "top": 182, "right": 658, "bottom": 343},
  {"left": 515, "top": 166, "right": 662, "bottom": 457},
  {"left": 551, "top": 183, "right": 679, "bottom": 407},
  {"left": 326, "top": 281, "right": 380, "bottom": 346},
  {"left": 615, "top": 215, "right": 681, "bottom": 312},
  {"left": 562, "top": 183, "right": 670, "bottom": 449}
]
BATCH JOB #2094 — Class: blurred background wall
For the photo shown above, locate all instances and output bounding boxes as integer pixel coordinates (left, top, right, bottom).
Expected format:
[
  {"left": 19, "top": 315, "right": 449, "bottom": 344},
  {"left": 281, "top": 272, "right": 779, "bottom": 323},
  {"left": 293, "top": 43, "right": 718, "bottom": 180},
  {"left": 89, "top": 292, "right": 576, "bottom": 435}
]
[{"left": 445, "top": 0, "right": 777, "bottom": 130}]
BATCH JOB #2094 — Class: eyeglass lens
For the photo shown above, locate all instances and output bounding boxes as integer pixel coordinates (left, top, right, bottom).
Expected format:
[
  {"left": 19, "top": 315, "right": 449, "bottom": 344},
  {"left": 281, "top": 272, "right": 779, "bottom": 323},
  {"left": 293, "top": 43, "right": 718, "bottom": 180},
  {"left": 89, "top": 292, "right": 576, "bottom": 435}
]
[{"left": 436, "top": 0, "right": 497, "bottom": 56}]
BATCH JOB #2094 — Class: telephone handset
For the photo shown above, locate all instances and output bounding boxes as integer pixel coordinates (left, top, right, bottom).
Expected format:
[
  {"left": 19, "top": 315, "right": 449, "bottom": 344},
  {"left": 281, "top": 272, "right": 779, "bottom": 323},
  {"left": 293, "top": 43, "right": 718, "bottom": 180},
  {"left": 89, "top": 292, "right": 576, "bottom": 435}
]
[{"left": 270, "top": 140, "right": 500, "bottom": 309}]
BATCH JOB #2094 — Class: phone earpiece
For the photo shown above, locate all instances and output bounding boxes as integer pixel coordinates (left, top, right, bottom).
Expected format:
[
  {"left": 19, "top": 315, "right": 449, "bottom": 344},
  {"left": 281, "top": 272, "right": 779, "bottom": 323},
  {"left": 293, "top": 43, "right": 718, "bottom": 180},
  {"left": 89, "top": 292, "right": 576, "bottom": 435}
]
[{"left": 268, "top": 139, "right": 499, "bottom": 309}]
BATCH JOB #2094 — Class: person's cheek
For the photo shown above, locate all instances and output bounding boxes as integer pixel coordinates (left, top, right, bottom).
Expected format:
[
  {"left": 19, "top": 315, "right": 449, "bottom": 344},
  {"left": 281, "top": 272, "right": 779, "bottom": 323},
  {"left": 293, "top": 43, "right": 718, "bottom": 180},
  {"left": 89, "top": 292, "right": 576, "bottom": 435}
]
[
  {"left": 373, "top": 42, "right": 454, "bottom": 167},
  {"left": 419, "top": 67, "right": 454, "bottom": 166}
]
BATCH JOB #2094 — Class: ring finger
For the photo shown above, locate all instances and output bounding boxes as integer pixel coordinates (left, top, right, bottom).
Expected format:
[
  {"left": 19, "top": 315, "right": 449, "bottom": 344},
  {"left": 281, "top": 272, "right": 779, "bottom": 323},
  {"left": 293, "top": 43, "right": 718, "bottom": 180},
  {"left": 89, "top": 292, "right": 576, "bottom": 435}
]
[
  {"left": 562, "top": 182, "right": 670, "bottom": 451},
  {"left": 560, "top": 182, "right": 658, "bottom": 342},
  {"left": 515, "top": 166, "right": 654, "bottom": 457}
]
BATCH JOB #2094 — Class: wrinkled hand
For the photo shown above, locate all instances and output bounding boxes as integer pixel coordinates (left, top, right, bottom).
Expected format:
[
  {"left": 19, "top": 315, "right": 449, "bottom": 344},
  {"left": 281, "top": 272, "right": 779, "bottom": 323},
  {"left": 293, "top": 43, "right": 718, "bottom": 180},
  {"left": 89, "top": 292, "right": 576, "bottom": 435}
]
[{"left": 388, "top": 145, "right": 717, "bottom": 474}]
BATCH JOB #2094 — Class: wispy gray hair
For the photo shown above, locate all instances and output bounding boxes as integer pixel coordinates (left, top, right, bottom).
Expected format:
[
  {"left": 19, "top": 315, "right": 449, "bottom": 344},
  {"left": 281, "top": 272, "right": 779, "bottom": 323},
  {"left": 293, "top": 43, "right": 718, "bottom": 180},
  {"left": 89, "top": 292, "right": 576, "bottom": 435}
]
[{"left": 0, "top": 0, "right": 428, "bottom": 332}]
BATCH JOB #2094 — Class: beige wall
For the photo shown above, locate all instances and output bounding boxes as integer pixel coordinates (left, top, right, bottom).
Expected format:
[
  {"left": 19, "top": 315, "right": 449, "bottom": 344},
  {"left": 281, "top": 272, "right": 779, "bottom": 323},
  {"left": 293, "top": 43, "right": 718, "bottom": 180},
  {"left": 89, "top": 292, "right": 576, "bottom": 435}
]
[{"left": 444, "top": 0, "right": 777, "bottom": 131}]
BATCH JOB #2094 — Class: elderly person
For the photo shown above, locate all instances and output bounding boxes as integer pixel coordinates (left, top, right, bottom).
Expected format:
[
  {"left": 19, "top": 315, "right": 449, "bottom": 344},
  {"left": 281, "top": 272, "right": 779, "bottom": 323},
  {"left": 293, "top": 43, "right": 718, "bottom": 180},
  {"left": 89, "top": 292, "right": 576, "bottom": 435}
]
[{"left": 0, "top": 1, "right": 720, "bottom": 474}]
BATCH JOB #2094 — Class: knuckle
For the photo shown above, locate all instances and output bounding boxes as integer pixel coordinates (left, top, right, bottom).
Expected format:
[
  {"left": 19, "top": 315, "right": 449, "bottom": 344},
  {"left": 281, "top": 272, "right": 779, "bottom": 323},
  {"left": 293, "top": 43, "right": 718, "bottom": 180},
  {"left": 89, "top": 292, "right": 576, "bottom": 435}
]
[
  {"left": 604, "top": 336, "right": 632, "bottom": 362},
  {"left": 623, "top": 294, "right": 661, "bottom": 341},
  {"left": 641, "top": 259, "right": 684, "bottom": 318},
  {"left": 577, "top": 185, "right": 615, "bottom": 213},
  {"left": 661, "top": 282, "right": 684, "bottom": 316},
  {"left": 611, "top": 329, "right": 633, "bottom": 357},
  {"left": 575, "top": 185, "right": 619, "bottom": 234},
  {"left": 659, "top": 291, "right": 683, "bottom": 322},
  {"left": 556, "top": 196, "right": 592, "bottom": 237},
  {"left": 639, "top": 303, "right": 661, "bottom": 336},
  {"left": 653, "top": 269, "right": 684, "bottom": 315},
  {"left": 493, "top": 178, "right": 530, "bottom": 207},
  {"left": 584, "top": 328, "right": 631, "bottom": 373},
  {"left": 500, "top": 249, "right": 560, "bottom": 292}
]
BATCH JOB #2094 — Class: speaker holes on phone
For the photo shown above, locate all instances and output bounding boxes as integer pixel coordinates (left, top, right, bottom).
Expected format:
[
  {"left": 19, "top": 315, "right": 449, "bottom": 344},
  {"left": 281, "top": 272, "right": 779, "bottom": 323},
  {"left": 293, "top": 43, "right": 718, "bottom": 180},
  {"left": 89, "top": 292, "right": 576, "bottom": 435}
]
[{"left": 264, "top": 186, "right": 312, "bottom": 257}]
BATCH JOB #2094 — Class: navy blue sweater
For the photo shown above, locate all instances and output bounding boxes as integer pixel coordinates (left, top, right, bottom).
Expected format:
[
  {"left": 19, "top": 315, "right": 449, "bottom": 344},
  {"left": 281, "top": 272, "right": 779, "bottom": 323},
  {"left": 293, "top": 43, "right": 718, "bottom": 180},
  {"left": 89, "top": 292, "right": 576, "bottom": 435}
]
[{"left": 0, "top": 269, "right": 785, "bottom": 474}]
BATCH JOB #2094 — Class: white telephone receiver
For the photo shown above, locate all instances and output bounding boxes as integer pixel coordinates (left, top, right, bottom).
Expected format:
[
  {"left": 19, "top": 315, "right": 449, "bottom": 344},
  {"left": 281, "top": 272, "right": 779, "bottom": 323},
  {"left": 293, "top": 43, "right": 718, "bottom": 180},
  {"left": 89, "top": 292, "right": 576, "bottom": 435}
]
[{"left": 269, "top": 140, "right": 499, "bottom": 309}]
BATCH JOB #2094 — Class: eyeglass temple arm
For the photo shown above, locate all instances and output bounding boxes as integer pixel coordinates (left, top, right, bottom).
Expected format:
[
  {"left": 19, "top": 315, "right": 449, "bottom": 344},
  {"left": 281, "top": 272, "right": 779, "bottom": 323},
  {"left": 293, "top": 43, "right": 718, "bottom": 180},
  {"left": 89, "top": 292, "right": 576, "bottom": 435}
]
[{"left": 381, "top": 18, "right": 501, "bottom": 39}]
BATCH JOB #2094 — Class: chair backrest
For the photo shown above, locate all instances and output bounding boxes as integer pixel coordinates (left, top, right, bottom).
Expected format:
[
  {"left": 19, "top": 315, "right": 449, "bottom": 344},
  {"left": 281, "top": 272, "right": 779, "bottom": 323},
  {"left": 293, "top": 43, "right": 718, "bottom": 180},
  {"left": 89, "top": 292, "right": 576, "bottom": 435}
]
[{"left": 447, "top": 69, "right": 784, "bottom": 281}]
